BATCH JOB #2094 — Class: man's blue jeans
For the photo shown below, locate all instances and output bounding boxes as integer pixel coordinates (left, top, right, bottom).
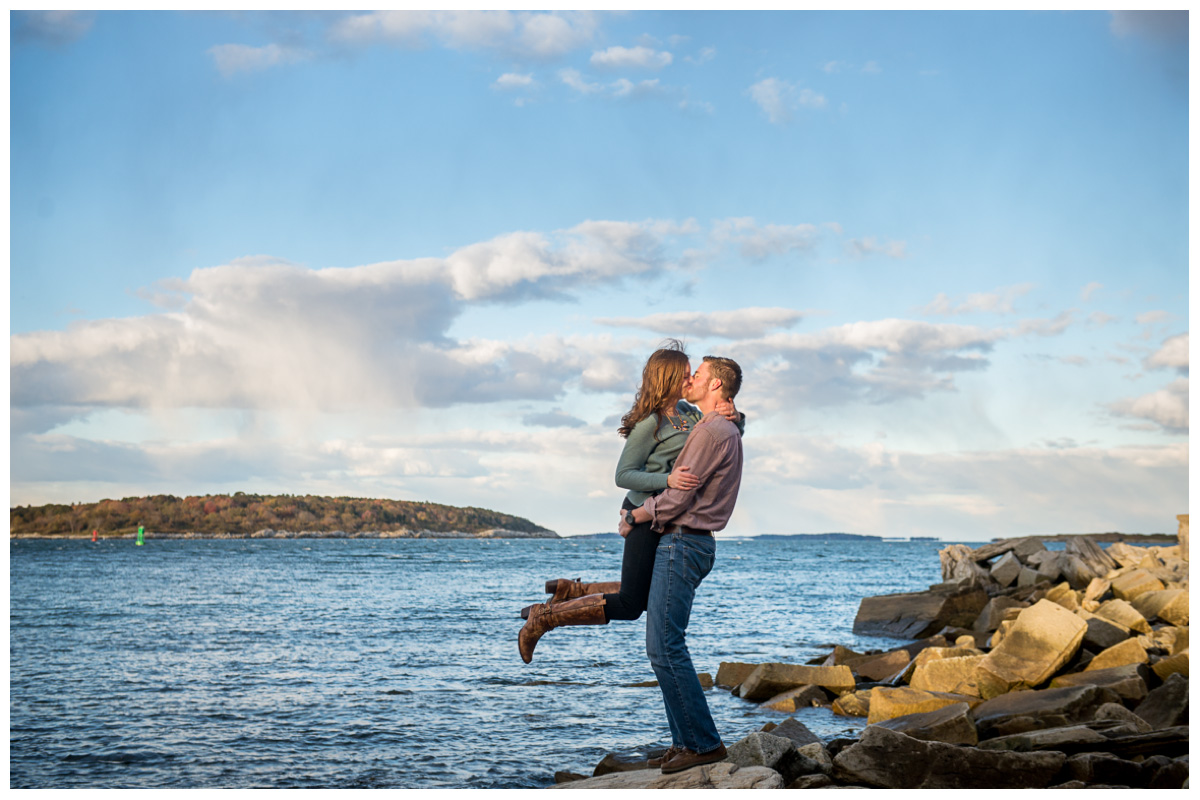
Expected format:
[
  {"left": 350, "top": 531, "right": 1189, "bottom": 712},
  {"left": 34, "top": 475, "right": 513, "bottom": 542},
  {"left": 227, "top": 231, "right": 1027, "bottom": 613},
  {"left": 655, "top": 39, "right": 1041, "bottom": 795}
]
[{"left": 645, "top": 531, "right": 721, "bottom": 754}]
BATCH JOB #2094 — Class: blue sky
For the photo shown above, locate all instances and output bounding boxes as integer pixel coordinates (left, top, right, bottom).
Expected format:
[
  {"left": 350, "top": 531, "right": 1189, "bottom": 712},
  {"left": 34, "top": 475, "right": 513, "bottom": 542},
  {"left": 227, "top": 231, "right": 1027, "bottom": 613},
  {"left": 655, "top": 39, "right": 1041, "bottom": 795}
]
[{"left": 8, "top": 10, "right": 1190, "bottom": 540}]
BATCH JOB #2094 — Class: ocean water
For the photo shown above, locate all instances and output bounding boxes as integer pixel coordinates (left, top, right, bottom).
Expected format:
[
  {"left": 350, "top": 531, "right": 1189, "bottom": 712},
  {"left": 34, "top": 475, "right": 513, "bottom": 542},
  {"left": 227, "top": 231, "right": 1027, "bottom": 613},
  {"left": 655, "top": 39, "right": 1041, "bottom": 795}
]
[{"left": 10, "top": 536, "right": 957, "bottom": 789}]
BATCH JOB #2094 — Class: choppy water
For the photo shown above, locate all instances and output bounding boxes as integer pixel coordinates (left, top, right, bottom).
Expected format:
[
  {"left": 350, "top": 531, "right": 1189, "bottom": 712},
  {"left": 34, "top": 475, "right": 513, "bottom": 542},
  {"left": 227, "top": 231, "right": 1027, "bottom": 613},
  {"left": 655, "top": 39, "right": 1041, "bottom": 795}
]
[{"left": 10, "top": 536, "right": 956, "bottom": 788}]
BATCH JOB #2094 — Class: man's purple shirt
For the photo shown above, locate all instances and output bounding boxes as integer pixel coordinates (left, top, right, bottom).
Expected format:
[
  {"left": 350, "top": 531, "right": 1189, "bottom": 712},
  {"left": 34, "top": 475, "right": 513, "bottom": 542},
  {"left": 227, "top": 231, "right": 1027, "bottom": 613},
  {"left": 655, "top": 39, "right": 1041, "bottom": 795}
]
[{"left": 642, "top": 410, "right": 743, "bottom": 533}]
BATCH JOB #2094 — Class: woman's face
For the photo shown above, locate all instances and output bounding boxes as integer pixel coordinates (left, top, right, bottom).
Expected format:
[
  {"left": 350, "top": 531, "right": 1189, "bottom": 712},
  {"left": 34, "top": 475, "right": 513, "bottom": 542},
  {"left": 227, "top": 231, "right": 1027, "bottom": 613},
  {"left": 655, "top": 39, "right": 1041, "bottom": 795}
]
[{"left": 678, "top": 361, "right": 693, "bottom": 399}]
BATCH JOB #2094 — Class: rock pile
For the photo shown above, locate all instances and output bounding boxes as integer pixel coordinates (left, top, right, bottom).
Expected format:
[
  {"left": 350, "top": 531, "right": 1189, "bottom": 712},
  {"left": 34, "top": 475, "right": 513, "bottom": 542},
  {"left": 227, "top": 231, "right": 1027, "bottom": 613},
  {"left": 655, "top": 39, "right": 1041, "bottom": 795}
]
[{"left": 554, "top": 528, "right": 1188, "bottom": 789}]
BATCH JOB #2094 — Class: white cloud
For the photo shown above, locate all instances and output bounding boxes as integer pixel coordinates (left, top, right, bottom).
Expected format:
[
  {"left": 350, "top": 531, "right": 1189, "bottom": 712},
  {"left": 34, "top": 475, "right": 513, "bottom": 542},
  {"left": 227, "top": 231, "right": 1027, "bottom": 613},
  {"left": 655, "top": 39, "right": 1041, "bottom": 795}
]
[
  {"left": 12, "top": 11, "right": 94, "bottom": 46},
  {"left": 610, "top": 78, "right": 661, "bottom": 98},
  {"left": 845, "top": 237, "right": 907, "bottom": 260},
  {"left": 494, "top": 72, "right": 534, "bottom": 90},
  {"left": 1136, "top": 310, "right": 1172, "bottom": 325},
  {"left": 1146, "top": 332, "right": 1188, "bottom": 372},
  {"left": 1088, "top": 311, "right": 1118, "bottom": 327},
  {"left": 329, "top": 10, "right": 598, "bottom": 59},
  {"left": 522, "top": 409, "right": 588, "bottom": 428},
  {"left": 1014, "top": 311, "right": 1075, "bottom": 338},
  {"left": 11, "top": 220, "right": 691, "bottom": 415},
  {"left": 1081, "top": 281, "right": 1103, "bottom": 301},
  {"left": 684, "top": 46, "right": 716, "bottom": 65},
  {"left": 209, "top": 43, "right": 310, "bottom": 77},
  {"left": 920, "top": 283, "right": 1034, "bottom": 316},
  {"left": 1109, "top": 378, "right": 1188, "bottom": 433},
  {"left": 861, "top": 61, "right": 881, "bottom": 74},
  {"left": 590, "top": 45, "right": 672, "bottom": 70},
  {"left": 747, "top": 78, "right": 826, "bottom": 124},
  {"left": 595, "top": 307, "right": 807, "bottom": 339},
  {"left": 820, "top": 61, "right": 845, "bottom": 74},
  {"left": 711, "top": 217, "right": 820, "bottom": 261},
  {"left": 560, "top": 67, "right": 603, "bottom": 94}
]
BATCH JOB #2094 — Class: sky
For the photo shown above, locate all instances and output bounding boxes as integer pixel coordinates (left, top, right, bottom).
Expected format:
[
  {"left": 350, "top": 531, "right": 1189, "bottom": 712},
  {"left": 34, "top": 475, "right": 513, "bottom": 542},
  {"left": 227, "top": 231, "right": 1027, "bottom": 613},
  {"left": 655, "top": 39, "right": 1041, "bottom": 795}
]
[{"left": 7, "top": 9, "right": 1191, "bottom": 541}]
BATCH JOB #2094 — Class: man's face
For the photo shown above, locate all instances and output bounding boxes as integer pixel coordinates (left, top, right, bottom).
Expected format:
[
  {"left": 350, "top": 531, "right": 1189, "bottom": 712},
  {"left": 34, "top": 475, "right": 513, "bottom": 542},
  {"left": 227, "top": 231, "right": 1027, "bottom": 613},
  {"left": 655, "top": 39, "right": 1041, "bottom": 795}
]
[{"left": 686, "top": 362, "right": 711, "bottom": 403}]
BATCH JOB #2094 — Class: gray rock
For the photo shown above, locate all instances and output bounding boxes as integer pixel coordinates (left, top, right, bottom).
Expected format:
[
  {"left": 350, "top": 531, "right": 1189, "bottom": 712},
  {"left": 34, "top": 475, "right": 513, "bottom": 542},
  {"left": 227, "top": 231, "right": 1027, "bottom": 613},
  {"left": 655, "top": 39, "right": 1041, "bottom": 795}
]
[
  {"left": 788, "top": 773, "right": 833, "bottom": 788},
  {"left": 873, "top": 701, "right": 978, "bottom": 746},
  {"left": 1134, "top": 672, "right": 1189, "bottom": 730},
  {"left": 592, "top": 751, "right": 653, "bottom": 776},
  {"left": 548, "top": 761, "right": 784, "bottom": 789},
  {"left": 853, "top": 584, "right": 989, "bottom": 639},
  {"left": 974, "top": 596, "right": 1028, "bottom": 633},
  {"left": 796, "top": 742, "right": 834, "bottom": 775},
  {"left": 1049, "top": 662, "right": 1150, "bottom": 704},
  {"left": 726, "top": 732, "right": 808, "bottom": 784},
  {"left": 832, "top": 726, "right": 1066, "bottom": 789},
  {"left": 990, "top": 551, "right": 1022, "bottom": 587},
  {"left": 1081, "top": 613, "right": 1133, "bottom": 651},
  {"left": 1062, "top": 752, "right": 1145, "bottom": 787},
  {"left": 977, "top": 724, "right": 1108, "bottom": 752},
  {"left": 1094, "top": 702, "right": 1153, "bottom": 734},
  {"left": 1092, "top": 726, "right": 1190, "bottom": 759},
  {"left": 972, "top": 684, "right": 1121, "bottom": 739},
  {"left": 1147, "top": 756, "right": 1189, "bottom": 789},
  {"left": 768, "top": 716, "right": 822, "bottom": 747}
]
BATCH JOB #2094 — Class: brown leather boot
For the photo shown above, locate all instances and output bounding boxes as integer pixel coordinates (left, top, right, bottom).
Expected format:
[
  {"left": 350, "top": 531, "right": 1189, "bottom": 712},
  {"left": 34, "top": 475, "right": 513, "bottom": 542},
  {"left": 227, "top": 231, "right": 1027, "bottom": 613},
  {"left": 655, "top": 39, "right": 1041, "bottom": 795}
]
[
  {"left": 518, "top": 594, "right": 608, "bottom": 664},
  {"left": 520, "top": 578, "right": 621, "bottom": 619}
]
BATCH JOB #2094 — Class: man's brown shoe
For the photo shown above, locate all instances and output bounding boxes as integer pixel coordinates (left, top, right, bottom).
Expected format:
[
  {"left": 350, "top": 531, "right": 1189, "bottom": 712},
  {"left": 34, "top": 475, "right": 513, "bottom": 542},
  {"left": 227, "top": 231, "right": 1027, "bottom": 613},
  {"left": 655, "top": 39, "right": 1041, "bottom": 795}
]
[
  {"left": 517, "top": 593, "right": 608, "bottom": 663},
  {"left": 659, "top": 743, "right": 727, "bottom": 774},
  {"left": 647, "top": 745, "right": 682, "bottom": 768}
]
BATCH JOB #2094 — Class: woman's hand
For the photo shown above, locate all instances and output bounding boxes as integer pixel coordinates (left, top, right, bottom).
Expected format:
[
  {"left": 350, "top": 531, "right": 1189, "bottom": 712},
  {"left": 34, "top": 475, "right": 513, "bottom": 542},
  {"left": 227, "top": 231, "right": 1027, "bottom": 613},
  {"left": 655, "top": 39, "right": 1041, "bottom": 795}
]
[
  {"left": 715, "top": 398, "right": 739, "bottom": 422},
  {"left": 667, "top": 464, "right": 700, "bottom": 491}
]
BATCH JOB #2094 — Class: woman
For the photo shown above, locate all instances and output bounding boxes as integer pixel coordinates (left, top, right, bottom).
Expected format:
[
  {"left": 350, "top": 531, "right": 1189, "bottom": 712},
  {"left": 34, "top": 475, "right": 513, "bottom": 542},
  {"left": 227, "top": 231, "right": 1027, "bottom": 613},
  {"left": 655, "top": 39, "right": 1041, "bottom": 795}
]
[{"left": 518, "top": 340, "right": 741, "bottom": 663}]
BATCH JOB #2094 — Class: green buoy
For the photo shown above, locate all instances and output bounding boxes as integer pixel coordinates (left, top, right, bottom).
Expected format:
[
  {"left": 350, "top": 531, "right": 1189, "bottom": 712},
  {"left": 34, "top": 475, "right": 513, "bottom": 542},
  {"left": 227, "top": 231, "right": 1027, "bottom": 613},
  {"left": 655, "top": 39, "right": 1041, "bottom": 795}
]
[{"left": 136, "top": 525, "right": 145, "bottom": 546}]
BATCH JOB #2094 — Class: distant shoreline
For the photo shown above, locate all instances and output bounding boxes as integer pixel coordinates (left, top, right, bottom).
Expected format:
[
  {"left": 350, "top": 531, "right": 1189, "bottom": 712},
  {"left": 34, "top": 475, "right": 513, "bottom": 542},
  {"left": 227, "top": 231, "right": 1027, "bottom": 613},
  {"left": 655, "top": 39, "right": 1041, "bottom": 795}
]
[{"left": 10, "top": 528, "right": 561, "bottom": 541}]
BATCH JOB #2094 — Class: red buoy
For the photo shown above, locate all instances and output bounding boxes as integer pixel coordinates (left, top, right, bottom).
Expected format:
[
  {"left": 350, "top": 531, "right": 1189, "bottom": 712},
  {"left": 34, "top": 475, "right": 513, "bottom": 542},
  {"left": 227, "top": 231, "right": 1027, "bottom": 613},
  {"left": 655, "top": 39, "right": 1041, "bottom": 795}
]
[{"left": 92, "top": 529, "right": 98, "bottom": 543}]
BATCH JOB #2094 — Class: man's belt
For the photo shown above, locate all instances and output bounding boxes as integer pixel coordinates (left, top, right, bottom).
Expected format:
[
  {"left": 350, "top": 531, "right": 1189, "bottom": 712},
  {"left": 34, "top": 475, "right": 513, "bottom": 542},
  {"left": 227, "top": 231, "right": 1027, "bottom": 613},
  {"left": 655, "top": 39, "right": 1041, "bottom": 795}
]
[{"left": 663, "top": 524, "right": 713, "bottom": 537}]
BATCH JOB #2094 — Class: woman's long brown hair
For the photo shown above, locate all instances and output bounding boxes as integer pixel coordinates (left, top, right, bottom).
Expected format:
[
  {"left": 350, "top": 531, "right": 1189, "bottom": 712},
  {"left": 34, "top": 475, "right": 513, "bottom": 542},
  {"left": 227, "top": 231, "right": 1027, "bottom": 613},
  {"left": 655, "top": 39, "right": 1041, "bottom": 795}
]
[{"left": 618, "top": 340, "right": 690, "bottom": 439}]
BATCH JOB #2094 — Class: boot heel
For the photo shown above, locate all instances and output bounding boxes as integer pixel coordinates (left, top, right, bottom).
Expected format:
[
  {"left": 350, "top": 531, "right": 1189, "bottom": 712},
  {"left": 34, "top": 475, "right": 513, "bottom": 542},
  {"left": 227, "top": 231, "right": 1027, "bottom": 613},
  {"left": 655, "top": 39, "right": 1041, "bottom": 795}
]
[
  {"left": 544, "top": 579, "right": 560, "bottom": 595},
  {"left": 520, "top": 604, "right": 534, "bottom": 620}
]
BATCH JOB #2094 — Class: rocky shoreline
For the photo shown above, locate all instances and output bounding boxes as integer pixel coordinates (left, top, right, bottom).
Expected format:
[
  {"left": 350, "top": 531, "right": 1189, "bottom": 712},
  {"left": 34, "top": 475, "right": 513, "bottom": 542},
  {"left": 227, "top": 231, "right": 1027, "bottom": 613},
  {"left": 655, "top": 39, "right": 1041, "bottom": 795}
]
[
  {"left": 9, "top": 528, "right": 561, "bottom": 540},
  {"left": 553, "top": 517, "right": 1189, "bottom": 789}
]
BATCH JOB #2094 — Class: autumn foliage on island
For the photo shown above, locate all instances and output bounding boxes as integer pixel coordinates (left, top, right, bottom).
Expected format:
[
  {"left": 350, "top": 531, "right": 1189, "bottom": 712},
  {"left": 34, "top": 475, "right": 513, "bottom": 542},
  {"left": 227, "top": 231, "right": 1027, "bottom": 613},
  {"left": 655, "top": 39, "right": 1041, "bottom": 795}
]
[{"left": 9, "top": 493, "right": 550, "bottom": 537}]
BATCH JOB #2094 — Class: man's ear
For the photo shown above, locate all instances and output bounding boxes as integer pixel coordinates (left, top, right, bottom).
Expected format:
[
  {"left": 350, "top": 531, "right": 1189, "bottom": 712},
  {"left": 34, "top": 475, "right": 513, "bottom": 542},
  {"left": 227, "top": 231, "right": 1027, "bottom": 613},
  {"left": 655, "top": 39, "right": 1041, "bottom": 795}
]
[{"left": 709, "top": 378, "right": 722, "bottom": 396}]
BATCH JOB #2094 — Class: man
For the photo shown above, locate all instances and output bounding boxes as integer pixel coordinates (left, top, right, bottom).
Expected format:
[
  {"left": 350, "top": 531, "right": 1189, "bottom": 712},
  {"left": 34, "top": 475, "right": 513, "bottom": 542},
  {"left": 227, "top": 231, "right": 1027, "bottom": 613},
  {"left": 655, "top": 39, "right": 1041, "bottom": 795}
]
[{"left": 618, "top": 355, "right": 743, "bottom": 775}]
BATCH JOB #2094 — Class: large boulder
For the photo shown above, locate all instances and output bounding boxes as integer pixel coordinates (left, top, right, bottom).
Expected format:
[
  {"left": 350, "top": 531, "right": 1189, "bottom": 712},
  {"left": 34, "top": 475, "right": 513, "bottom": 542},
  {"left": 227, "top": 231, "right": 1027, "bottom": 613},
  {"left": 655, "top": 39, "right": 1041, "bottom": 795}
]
[
  {"left": 974, "top": 599, "right": 1087, "bottom": 698},
  {"left": 843, "top": 649, "right": 911, "bottom": 682},
  {"left": 1048, "top": 663, "right": 1150, "bottom": 704},
  {"left": 989, "top": 551, "right": 1022, "bottom": 587},
  {"left": 969, "top": 537, "right": 1046, "bottom": 563},
  {"left": 1150, "top": 648, "right": 1188, "bottom": 681},
  {"left": 1111, "top": 569, "right": 1166, "bottom": 602},
  {"left": 715, "top": 661, "right": 759, "bottom": 690},
  {"left": 766, "top": 716, "right": 822, "bottom": 747},
  {"left": 867, "top": 686, "right": 981, "bottom": 724},
  {"left": 1077, "top": 609, "right": 1133, "bottom": 651},
  {"left": 737, "top": 663, "right": 855, "bottom": 701},
  {"left": 853, "top": 584, "right": 988, "bottom": 639},
  {"left": 872, "top": 701, "right": 978, "bottom": 745},
  {"left": 971, "top": 684, "right": 1120, "bottom": 739},
  {"left": 1094, "top": 599, "right": 1152, "bottom": 634},
  {"left": 978, "top": 724, "right": 1109, "bottom": 753},
  {"left": 548, "top": 761, "right": 784, "bottom": 789},
  {"left": 831, "top": 726, "right": 1065, "bottom": 789},
  {"left": 1131, "top": 589, "right": 1189, "bottom": 626},
  {"left": 725, "top": 732, "right": 813, "bottom": 784},
  {"left": 1085, "top": 638, "right": 1149, "bottom": 672},
  {"left": 940, "top": 544, "right": 991, "bottom": 584},
  {"left": 910, "top": 654, "right": 987, "bottom": 695}
]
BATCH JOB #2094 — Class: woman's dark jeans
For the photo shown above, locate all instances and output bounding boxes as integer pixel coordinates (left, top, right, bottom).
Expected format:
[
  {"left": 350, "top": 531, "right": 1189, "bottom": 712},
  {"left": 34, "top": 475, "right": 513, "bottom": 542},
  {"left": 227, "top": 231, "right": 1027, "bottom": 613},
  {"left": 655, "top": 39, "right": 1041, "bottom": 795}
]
[{"left": 603, "top": 497, "right": 659, "bottom": 621}]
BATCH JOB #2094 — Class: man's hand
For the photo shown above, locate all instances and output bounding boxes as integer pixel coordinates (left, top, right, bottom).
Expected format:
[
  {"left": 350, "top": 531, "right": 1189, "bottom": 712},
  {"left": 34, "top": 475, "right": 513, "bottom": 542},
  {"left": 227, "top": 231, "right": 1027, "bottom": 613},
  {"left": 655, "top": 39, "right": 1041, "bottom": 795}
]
[
  {"left": 667, "top": 464, "right": 700, "bottom": 491},
  {"left": 715, "top": 398, "right": 739, "bottom": 422},
  {"left": 618, "top": 511, "right": 633, "bottom": 538}
]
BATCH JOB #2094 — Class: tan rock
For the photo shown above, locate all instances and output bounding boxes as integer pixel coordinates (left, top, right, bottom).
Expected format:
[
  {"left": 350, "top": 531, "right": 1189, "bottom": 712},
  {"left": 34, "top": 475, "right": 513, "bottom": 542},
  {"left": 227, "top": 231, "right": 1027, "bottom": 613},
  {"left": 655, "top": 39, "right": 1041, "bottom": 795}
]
[
  {"left": 821, "top": 645, "right": 865, "bottom": 666},
  {"left": 1083, "top": 578, "right": 1111, "bottom": 603},
  {"left": 737, "top": 663, "right": 856, "bottom": 701},
  {"left": 760, "top": 684, "right": 829, "bottom": 712},
  {"left": 1151, "top": 648, "right": 1188, "bottom": 680},
  {"left": 1106, "top": 542, "right": 1148, "bottom": 569},
  {"left": 548, "top": 762, "right": 784, "bottom": 789},
  {"left": 910, "top": 654, "right": 987, "bottom": 696},
  {"left": 1084, "top": 638, "right": 1148, "bottom": 672},
  {"left": 1094, "top": 598, "right": 1152, "bottom": 634},
  {"left": 940, "top": 543, "right": 991, "bottom": 584},
  {"left": 1080, "top": 599, "right": 1100, "bottom": 612},
  {"left": 831, "top": 689, "right": 872, "bottom": 717},
  {"left": 1168, "top": 626, "right": 1188, "bottom": 655},
  {"left": 1178, "top": 513, "right": 1188, "bottom": 561},
  {"left": 866, "top": 686, "right": 981, "bottom": 724},
  {"left": 715, "top": 661, "right": 760, "bottom": 690},
  {"left": 898, "top": 646, "right": 983, "bottom": 684},
  {"left": 1111, "top": 569, "right": 1166, "bottom": 602},
  {"left": 974, "top": 599, "right": 1087, "bottom": 698},
  {"left": 989, "top": 619, "right": 1015, "bottom": 649},
  {"left": 1049, "top": 664, "right": 1149, "bottom": 703},
  {"left": 1131, "top": 589, "right": 1189, "bottom": 626},
  {"left": 1045, "top": 582, "right": 1080, "bottom": 611}
]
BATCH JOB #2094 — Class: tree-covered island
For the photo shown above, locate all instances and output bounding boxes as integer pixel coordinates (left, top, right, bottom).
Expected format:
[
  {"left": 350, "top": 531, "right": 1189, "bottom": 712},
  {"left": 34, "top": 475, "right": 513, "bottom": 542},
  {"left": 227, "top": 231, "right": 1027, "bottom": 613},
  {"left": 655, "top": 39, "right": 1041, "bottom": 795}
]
[{"left": 9, "top": 493, "right": 558, "bottom": 539}]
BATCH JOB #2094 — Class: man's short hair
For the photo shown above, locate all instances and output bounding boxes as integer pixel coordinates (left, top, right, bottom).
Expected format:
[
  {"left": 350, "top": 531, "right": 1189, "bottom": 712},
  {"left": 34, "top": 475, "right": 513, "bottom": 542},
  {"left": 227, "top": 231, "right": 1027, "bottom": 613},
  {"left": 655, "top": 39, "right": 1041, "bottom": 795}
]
[{"left": 703, "top": 356, "right": 742, "bottom": 400}]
